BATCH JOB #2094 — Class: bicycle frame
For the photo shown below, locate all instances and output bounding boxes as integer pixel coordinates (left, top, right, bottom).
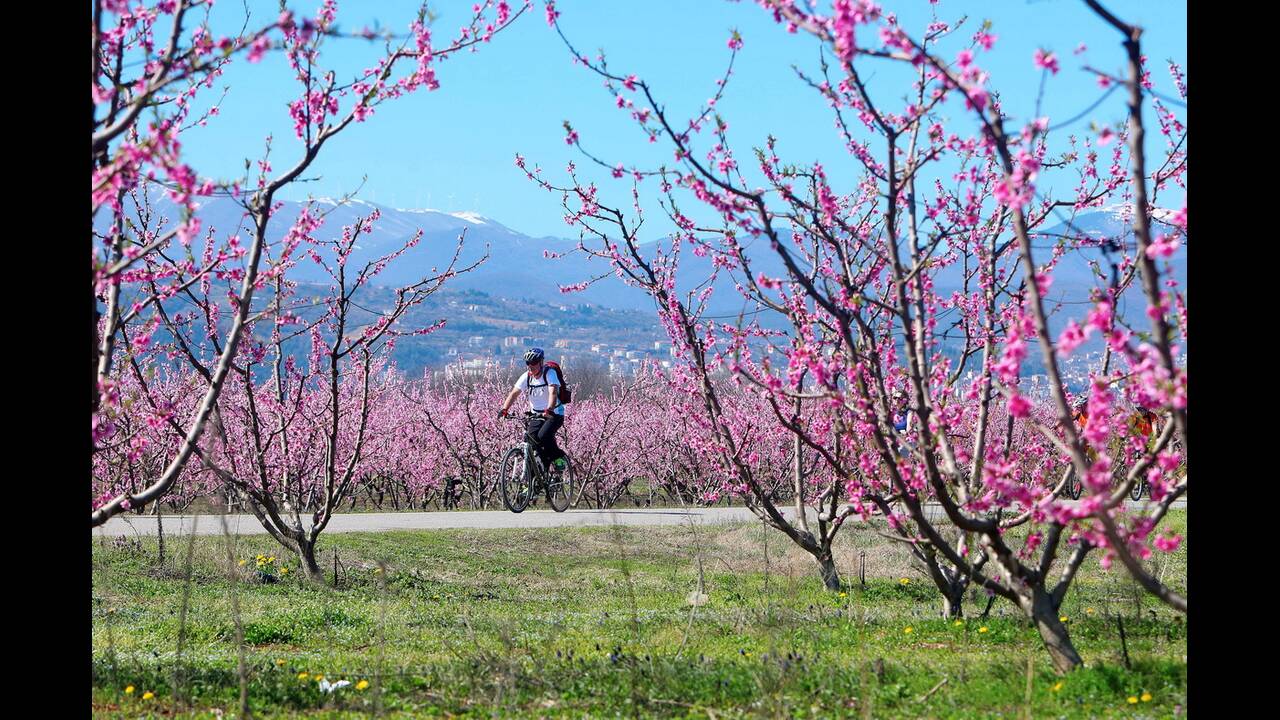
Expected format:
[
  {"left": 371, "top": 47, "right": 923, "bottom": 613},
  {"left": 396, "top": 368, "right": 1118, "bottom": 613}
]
[{"left": 500, "top": 412, "right": 573, "bottom": 512}]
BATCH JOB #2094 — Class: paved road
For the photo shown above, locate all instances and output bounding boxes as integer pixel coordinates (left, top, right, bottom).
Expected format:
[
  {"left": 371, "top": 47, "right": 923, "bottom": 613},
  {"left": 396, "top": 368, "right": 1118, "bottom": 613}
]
[{"left": 95, "top": 501, "right": 1186, "bottom": 537}]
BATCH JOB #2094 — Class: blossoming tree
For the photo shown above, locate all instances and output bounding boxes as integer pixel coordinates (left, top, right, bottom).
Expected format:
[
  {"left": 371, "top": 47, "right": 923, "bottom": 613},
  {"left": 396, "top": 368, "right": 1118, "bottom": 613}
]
[
  {"left": 527, "top": 0, "right": 1186, "bottom": 673},
  {"left": 188, "top": 207, "right": 483, "bottom": 580},
  {"left": 91, "top": 0, "right": 530, "bottom": 526}
]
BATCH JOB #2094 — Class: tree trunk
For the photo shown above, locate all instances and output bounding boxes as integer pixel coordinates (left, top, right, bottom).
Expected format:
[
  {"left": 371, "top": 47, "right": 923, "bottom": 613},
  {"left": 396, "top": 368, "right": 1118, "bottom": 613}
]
[
  {"left": 298, "top": 538, "right": 324, "bottom": 584},
  {"left": 1027, "top": 589, "right": 1083, "bottom": 673},
  {"left": 815, "top": 549, "right": 842, "bottom": 592}
]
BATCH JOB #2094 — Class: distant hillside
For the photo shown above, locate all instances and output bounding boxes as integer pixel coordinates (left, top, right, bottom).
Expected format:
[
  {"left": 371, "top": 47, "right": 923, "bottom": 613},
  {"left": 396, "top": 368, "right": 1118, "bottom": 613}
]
[{"left": 99, "top": 194, "right": 1184, "bottom": 377}]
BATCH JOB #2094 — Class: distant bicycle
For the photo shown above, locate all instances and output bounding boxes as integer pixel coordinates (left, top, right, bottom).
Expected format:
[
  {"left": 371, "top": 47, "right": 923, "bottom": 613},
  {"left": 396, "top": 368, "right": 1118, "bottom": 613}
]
[
  {"left": 1062, "top": 410, "right": 1163, "bottom": 501},
  {"left": 1062, "top": 465, "right": 1147, "bottom": 501},
  {"left": 499, "top": 412, "right": 574, "bottom": 513}
]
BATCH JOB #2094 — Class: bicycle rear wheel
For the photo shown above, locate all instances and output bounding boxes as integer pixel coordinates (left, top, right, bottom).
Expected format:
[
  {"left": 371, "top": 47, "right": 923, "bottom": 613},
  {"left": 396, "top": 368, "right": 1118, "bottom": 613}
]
[
  {"left": 1129, "top": 479, "right": 1145, "bottom": 501},
  {"left": 1066, "top": 470, "right": 1083, "bottom": 500},
  {"left": 500, "top": 447, "right": 534, "bottom": 513},
  {"left": 547, "top": 457, "right": 575, "bottom": 512}
]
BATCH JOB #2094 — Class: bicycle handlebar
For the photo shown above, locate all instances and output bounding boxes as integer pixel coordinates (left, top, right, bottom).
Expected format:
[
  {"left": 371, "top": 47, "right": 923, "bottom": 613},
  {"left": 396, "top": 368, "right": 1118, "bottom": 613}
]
[{"left": 499, "top": 410, "right": 555, "bottom": 420}]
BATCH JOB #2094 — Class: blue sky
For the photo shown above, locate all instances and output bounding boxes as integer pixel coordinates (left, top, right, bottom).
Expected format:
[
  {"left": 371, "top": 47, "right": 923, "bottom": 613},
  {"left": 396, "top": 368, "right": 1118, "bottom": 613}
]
[{"left": 179, "top": 0, "right": 1187, "bottom": 239}]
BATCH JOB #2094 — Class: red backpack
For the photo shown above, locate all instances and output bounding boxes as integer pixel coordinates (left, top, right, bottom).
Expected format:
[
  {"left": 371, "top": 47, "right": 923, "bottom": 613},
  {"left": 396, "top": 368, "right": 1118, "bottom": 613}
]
[{"left": 543, "top": 360, "right": 571, "bottom": 403}]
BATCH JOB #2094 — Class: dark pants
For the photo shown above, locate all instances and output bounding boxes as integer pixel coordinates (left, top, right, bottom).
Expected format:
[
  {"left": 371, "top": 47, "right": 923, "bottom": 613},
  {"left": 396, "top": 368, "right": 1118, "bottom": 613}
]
[{"left": 525, "top": 414, "right": 565, "bottom": 468}]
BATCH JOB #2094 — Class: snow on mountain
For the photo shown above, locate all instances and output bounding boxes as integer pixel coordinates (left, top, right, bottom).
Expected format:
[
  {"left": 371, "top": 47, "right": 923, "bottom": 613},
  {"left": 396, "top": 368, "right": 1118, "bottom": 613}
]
[{"left": 448, "top": 211, "right": 488, "bottom": 225}]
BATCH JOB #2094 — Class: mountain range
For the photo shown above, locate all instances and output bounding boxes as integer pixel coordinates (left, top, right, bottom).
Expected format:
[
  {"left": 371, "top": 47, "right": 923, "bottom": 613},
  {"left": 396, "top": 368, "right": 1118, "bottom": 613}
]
[{"left": 97, "top": 193, "right": 1185, "bottom": 376}]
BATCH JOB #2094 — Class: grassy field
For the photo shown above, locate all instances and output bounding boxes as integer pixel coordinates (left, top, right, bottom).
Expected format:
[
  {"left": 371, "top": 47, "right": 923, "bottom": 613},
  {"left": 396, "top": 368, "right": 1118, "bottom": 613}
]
[{"left": 92, "top": 511, "right": 1187, "bottom": 718}]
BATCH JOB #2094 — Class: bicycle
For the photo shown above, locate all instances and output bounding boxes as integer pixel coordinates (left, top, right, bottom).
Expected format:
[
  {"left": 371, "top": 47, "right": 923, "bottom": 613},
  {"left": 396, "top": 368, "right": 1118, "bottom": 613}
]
[
  {"left": 498, "top": 411, "right": 574, "bottom": 513},
  {"left": 1062, "top": 464, "right": 1148, "bottom": 501}
]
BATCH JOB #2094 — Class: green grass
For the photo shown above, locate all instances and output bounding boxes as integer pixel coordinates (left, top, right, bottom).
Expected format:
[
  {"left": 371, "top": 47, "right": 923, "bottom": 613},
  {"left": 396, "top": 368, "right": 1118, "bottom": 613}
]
[{"left": 92, "top": 512, "right": 1187, "bottom": 718}]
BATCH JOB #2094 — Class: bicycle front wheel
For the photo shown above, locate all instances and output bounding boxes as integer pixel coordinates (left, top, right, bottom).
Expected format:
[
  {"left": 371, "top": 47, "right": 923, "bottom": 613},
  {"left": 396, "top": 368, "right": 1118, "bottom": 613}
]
[
  {"left": 547, "top": 458, "right": 575, "bottom": 513},
  {"left": 500, "top": 447, "right": 533, "bottom": 513}
]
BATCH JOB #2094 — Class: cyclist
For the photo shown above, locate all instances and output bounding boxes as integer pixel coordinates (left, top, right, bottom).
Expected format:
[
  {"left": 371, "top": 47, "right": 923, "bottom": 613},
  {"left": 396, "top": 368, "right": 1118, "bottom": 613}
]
[
  {"left": 497, "top": 348, "right": 568, "bottom": 475},
  {"left": 1070, "top": 397, "right": 1088, "bottom": 427},
  {"left": 1129, "top": 407, "right": 1155, "bottom": 439},
  {"left": 1069, "top": 397, "right": 1094, "bottom": 459},
  {"left": 891, "top": 388, "right": 915, "bottom": 457}
]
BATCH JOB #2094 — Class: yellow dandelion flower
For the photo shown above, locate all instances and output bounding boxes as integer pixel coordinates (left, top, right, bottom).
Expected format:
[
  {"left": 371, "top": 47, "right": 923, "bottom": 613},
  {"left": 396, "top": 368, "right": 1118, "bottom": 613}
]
[
  {"left": 1051, "top": 682, "right": 1063, "bottom": 692},
  {"left": 838, "top": 592, "right": 848, "bottom": 598},
  {"left": 1085, "top": 607, "right": 1095, "bottom": 615},
  {"left": 141, "top": 691, "right": 155, "bottom": 700},
  {"left": 1141, "top": 692, "right": 1152, "bottom": 702},
  {"left": 904, "top": 627, "right": 913, "bottom": 634},
  {"left": 899, "top": 577, "right": 910, "bottom": 585},
  {"left": 237, "top": 559, "right": 246, "bottom": 566},
  {"left": 275, "top": 659, "right": 286, "bottom": 667},
  {"left": 978, "top": 626, "right": 989, "bottom": 633},
  {"left": 281, "top": 567, "right": 289, "bottom": 575},
  {"left": 297, "top": 672, "right": 309, "bottom": 680},
  {"left": 356, "top": 680, "right": 370, "bottom": 691},
  {"left": 1059, "top": 615, "right": 1069, "bottom": 623},
  {"left": 1127, "top": 696, "right": 1138, "bottom": 704},
  {"left": 953, "top": 619, "right": 963, "bottom": 626},
  {"left": 124, "top": 686, "right": 134, "bottom": 695}
]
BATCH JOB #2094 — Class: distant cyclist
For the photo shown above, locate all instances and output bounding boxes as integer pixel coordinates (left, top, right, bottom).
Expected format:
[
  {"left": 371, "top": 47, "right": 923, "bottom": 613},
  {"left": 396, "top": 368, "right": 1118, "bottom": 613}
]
[
  {"left": 891, "top": 388, "right": 915, "bottom": 457},
  {"left": 497, "top": 347, "right": 568, "bottom": 474},
  {"left": 1069, "top": 397, "right": 1093, "bottom": 459}
]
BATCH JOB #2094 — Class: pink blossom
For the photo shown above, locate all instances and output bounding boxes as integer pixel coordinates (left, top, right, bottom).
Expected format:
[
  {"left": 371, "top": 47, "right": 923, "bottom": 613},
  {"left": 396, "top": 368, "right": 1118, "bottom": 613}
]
[
  {"left": 246, "top": 35, "right": 271, "bottom": 63},
  {"left": 1086, "top": 300, "right": 1113, "bottom": 333},
  {"left": 1057, "top": 320, "right": 1089, "bottom": 357},
  {"left": 1153, "top": 533, "right": 1182, "bottom": 553},
  {"left": 965, "top": 86, "right": 989, "bottom": 112},
  {"left": 1033, "top": 49, "right": 1059, "bottom": 74},
  {"left": 1007, "top": 393, "right": 1031, "bottom": 418},
  {"left": 1145, "top": 233, "right": 1180, "bottom": 259}
]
